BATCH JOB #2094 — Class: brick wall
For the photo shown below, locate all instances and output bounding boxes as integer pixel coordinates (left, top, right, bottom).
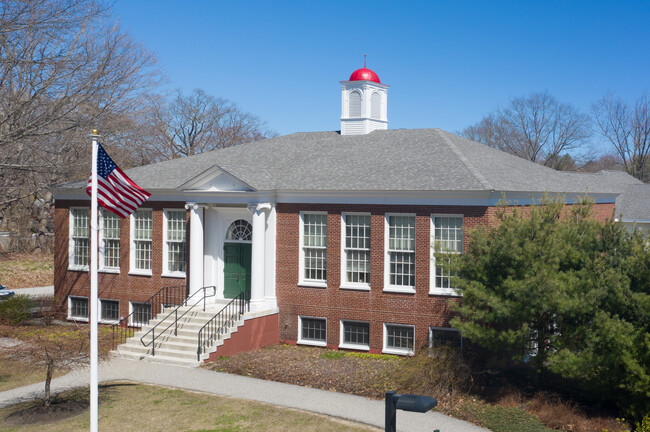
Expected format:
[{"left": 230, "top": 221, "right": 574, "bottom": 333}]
[
  {"left": 275, "top": 201, "right": 615, "bottom": 354},
  {"left": 54, "top": 200, "right": 188, "bottom": 321}
]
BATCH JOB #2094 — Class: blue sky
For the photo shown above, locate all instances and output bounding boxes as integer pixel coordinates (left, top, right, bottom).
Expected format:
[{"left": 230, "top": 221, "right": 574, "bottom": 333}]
[{"left": 113, "top": 1, "right": 649, "bottom": 151}]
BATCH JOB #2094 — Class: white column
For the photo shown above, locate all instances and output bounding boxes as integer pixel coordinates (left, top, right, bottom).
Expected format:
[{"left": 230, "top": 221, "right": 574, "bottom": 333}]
[
  {"left": 249, "top": 203, "right": 271, "bottom": 311},
  {"left": 186, "top": 203, "right": 204, "bottom": 296}
]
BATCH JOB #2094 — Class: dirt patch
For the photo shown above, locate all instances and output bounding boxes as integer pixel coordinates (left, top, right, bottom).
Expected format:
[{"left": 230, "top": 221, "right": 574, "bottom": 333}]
[
  {"left": 0, "top": 252, "right": 53, "bottom": 289},
  {"left": 206, "top": 344, "right": 400, "bottom": 399},
  {"left": 3, "top": 397, "right": 89, "bottom": 426}
]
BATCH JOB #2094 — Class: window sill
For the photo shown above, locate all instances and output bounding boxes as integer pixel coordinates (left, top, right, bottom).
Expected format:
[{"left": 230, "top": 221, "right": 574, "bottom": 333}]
[
  {"left": 67, "top": 316, "right": 89, "bottom": 323},
  {"left": 67, "top": 266, "right": 89, "bottom": 272},
  {"left": 99, "top": 319, "right": 120, "bottom": 325},
  {"left": 161, "top": 272, "right": 186, "bottom": 279},
  {"left": 297, "top": 339, "right": 327, "bottom": 347},
  {"left": 339, "top": 284, "right": 370, "bottom": 291},
  {"left": 298, "top": 281, "right": 327, "bottom": 289},
  {"left": 339, "top": 343, "right": 370, "bottom": 351},
  {"left": 99, "top": 269, "right": 120, "bottom": 274},
  {"left": 429, "top": 289, "right": 462, "bottom": 297},
  {"left": 383, "top": 286, "right": 416, "bottom": 294},
  {"left": 382, "top": 347, "right": 414, "bottom": 356},
  {"left": 129, "top": 270, "right": 152, "bottom": 277}
]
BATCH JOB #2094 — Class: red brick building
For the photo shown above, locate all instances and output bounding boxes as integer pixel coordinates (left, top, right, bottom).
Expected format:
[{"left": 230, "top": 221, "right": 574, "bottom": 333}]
[{"left": 52, "top": 67, "right": 638, "bottom": 361}]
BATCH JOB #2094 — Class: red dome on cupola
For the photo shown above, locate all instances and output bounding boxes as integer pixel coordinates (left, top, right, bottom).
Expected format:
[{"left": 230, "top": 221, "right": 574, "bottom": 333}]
[{"left": 349, "top": 67, "right": 381, "bottom": 83}]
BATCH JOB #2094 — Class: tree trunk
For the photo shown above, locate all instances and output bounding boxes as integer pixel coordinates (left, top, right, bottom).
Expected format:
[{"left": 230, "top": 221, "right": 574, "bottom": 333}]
[{"left": 44, "top": 357, "right": 54, "bottom": 407}]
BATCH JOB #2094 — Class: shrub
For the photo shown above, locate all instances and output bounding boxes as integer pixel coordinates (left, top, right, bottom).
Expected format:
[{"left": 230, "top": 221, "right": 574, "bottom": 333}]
[
  {"left": 0, "top": 295, "right": 34, "bottom": 325},
  {"left": 393, "top": 346, "right": 471, "bottom": 409}
]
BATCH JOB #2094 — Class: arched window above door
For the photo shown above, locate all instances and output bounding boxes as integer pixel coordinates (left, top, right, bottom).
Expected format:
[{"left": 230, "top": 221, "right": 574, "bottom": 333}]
[{"left": 226, "top": 219, "right": 253, "bottom": 241}]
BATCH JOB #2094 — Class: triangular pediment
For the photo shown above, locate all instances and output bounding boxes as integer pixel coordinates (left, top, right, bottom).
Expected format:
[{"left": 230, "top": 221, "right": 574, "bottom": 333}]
[{"left": 180, "top": 165, "right": 255, "bottom": 192}]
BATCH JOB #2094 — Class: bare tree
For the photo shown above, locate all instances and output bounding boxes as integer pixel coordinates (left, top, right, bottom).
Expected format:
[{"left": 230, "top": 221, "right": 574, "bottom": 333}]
[
  {"left": 592, "top": 92, "right": 650, "bottom": 182},
  {"left": 462, "top": 91, "right": 592, "bottom": 169},
  {"left": 0, "top": 0, "right": 159, "bottom": 247},
  {"left": 140, "top": 89, "right": 273, "bottom": 162}
]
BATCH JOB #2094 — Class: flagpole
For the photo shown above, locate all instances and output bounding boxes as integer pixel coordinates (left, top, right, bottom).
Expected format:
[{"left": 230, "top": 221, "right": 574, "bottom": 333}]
[{"left": 89, "top": 129, "right": 100, "bottom": 432}]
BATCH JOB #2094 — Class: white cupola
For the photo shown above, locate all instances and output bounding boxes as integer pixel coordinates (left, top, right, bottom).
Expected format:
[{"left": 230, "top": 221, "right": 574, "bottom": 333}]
[{"left": 340, "top": 61, "right": 389, "bottom": 135}]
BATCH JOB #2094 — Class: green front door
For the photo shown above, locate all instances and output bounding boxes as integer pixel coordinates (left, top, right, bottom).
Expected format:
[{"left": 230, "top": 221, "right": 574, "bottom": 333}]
[{"left": 223, "top": 242, "right": 251, "bottom": 300}]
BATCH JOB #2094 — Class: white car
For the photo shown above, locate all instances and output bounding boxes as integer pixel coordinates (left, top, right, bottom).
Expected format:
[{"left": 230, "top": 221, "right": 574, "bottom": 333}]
[{"left": 0, "top": 285, "right": 14, "bottom": 300}]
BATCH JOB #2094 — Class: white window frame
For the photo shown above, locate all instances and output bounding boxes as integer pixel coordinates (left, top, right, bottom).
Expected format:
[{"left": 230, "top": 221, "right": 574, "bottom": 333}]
[
  {"left": 98, "top": 298, "right": 120, "bottom": 324},
  {"left": 339, "top": 319, "right": 370, "bottom": 351},
  {"left": 129, "top": 301, "right": 152, "bottom": 327},
  {"left": 384, "top": 214, "right": 417, "bottom": 294},
  {"left": 298, "top": 211, "right": 328, "bottom": 288},
  {"left": 67, "top": 295, "right": 89, "bottom": 322},
  {"left": 340, "top": 213, "right": 371, "bottom": 290},
  {"left": 297, "top": 315, "right": 327, "bottom": 347},
  {"left": 99, "top": 209, "right": 120, "bottom": 273},
  {"left": 68, "top": 207, "right": 90, "bottom": 271},
  {"left": 383, "top": 323, "right": 415, "bottom": 356},
  {"left": 430, "top": 214, "right": 464, "bottom": 296},
  {"left": 129, "top": 208, "right": 153, "bottom": 276},
  {"left": 162, "top": 208, "right": 187, "bottom": 278}
]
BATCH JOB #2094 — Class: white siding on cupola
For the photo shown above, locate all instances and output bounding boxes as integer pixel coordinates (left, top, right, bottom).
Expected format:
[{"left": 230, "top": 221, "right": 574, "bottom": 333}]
[{"left": 340, "top": 79, "right": 389, "bottom": 136}]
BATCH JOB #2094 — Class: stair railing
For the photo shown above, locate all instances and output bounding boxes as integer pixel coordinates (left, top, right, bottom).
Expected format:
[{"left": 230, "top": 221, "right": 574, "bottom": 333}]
[
  {"left": 197, "top": 291, "right": 248, "bottom": 361},
  {"left": 140, "top": 285, "right": 216, "bottom": 356},
  {"left": 111, "top": 285, "right": 187, "bottom": 350}
]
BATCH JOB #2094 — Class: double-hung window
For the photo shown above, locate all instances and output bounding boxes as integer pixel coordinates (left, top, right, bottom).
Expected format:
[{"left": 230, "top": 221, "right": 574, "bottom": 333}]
[
  {"left": 163, "top": 209, "right": 186, "bottom": 276},
  {"left": 130, "top": 209, "right": 152, "bottom": 274},
  {"left": 100, "top": 210, "right": 120, "bottom": 272},
  {"left": 431, "top": 215, "right": 463, "bottom": 295},
  {"left": 385, "top": 215, "right": 416, "bottom": 292},
  {"left": 300, "top": 212, "right": 327, "bottom": 286},
  {"left": 69, "top": 208, "right": 90, "bottom": 270},
  {"left": 341, "top": 214, "right": 370, "bottom": 289}
]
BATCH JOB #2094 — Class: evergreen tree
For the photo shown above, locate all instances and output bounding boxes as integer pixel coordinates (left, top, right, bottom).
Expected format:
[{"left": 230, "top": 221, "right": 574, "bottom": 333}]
[{"left": 446, "top": 197, "right": 650, "bottom": 420}]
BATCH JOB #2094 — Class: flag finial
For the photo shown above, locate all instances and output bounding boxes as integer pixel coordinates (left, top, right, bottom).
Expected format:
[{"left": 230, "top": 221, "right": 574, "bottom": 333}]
[{"left": 92, "top": 129, "right": 99, "bottom": 135}]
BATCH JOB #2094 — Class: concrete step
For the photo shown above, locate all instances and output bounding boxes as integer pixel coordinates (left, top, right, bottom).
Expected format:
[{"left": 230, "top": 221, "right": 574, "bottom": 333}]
[{"left": 113, "top": 301, "right": 248, "bottom": 367}]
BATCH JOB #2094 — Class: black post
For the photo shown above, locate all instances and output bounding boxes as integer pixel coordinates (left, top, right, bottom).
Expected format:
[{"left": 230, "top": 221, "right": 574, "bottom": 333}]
[{"left": 385, "top": 391, "right": 397, "bottom": 432}]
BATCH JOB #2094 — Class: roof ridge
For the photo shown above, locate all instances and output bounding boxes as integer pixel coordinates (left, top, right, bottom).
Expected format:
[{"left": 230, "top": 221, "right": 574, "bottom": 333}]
[{"left": 435, "top": 129, "right": 494, "bottom": 190}]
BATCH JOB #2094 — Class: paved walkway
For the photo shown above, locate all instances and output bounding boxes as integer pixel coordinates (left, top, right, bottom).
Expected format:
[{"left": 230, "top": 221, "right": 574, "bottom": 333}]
[
  {"left": 11, "top": 285, "right": 53, "bottom": 297},
  {"left": 0, "top": 357, "right": 487, "bottom": 432}
]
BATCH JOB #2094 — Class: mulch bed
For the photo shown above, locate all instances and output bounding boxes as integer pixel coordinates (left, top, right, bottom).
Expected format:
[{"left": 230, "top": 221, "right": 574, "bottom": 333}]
[{"left": 205, "top": 344, "right": 401, "bottom": 399}]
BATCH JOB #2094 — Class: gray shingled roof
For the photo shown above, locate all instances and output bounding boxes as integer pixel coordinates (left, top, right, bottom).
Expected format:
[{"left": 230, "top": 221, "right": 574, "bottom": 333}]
[
  {"left": 616, "top": 184, "right": 650, "bottom": 221},
  {"left": 55, "top": 128, "right": 642, "bottom": 195}
]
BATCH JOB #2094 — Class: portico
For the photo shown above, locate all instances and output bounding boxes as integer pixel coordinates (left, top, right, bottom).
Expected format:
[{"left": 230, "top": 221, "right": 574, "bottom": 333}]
[{"left": 186, "top": 201, "right": 277, "bottom": 312}]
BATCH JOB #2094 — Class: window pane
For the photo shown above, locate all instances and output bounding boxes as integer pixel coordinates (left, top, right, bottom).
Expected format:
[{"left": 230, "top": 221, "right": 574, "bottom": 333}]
[
  {"left": 343, "top": 321, "right": 369, "bottom": 346},
  {"left": 101, "top": 300, "right": 119, "bottom": 321},
  {"left": 71, "top": 208, "right": 90, "bottom": 267},
  {"left": 344, "top": 215, "right": 370, "bottom": 284},
  {"left": 434, "top": 216, "right": 463, "bottom": 289},
  {"left": 390, "top": 251, "right": 415, "bottom": 287},
  {"left": 70, "top": 297, "right": 88, "bottom": 318},
  {"left": 301, "top": 318, "right": 326, "bottom": 342},
  {"left": 303, "top": 213, "right": 327, "bottom": 281},
  {"left": 430, "top": 327, "right": 462, "bottom": 350},
  {"left": 386, "top": 325, "right": 414, "bottom": 350},
  {"left": 166, "top": 210, "right": 186, "bottom": 273},
  {"left": 102, "top": 211, "right": 120, "bottom": 269},
  {"left": 131, "top": 302, "right": 152, "bottom": 326}
]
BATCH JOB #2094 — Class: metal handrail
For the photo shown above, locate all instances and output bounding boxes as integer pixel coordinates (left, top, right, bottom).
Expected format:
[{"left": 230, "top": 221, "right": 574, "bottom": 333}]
[
  {"left": 111, "top": 285, "right": 187, "bottom": 350},
  {"left": 140, "top": 285, "right": 216, "bottom": 356},
  {"left": 197, "top": 291, "right": 248, "bottom": 361}
]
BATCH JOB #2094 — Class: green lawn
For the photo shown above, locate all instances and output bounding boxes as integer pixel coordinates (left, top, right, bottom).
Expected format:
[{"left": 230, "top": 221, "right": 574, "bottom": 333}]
[{"left": 0, "top": 383, "right": 380, "bottom": 432}]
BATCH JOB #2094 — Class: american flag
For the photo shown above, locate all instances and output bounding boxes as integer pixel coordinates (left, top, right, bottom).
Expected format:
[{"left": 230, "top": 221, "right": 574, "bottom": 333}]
[{"left": 86, "top": 143, "right": 151, "bottom": 218}]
